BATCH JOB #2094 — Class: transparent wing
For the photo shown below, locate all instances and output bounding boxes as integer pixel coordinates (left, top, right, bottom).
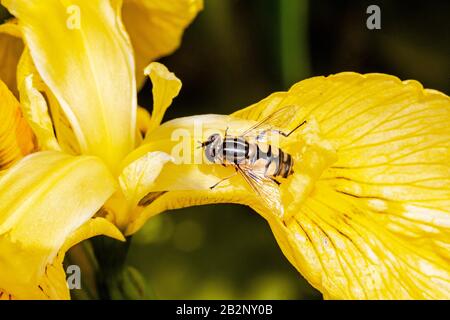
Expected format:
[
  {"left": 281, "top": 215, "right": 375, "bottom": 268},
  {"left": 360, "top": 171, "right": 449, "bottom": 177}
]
[
  {"left": 238, "top": 105, "right": 303, "bottom": 138},
  {"left": 236, "top": 164, "right": 283, "bottom": 216}
]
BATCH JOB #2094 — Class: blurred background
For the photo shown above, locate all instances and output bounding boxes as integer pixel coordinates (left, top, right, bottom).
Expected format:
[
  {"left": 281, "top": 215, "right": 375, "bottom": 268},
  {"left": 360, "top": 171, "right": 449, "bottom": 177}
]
[
  {"left": 3, "top": 0, "right": 447, "bottom": 300},
  {"left": 130, "top": 0, "right": 449, "bottom": 299}
]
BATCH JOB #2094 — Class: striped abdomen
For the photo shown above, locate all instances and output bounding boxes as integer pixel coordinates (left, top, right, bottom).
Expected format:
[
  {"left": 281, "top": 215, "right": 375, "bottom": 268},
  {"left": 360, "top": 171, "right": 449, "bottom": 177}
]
[
  {"left": 221, "top": 137, "right": 294, "bottom": 178},
  {"left": 252, "top": 143, "right": 293, "bottom": 178}
]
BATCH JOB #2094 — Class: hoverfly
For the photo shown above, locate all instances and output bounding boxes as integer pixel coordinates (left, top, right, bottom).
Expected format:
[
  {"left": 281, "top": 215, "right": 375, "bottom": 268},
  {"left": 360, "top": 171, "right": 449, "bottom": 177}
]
[{"left": 200, "top": 105, "right": 306, "bottom": 213}]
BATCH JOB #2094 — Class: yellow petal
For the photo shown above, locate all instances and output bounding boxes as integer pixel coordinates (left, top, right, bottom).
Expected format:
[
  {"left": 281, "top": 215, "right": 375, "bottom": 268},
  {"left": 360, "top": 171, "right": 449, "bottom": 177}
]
[
  {"left": 35, "top": 259, "right": 69, "bottom": 299},
  {"left": 39, "top": 218, "right": 123, "bottom": 300},
  {"left": 3, "top": 0, "right": 137, "bottom": 173},
  {"left": 17, "top": 47, "right": 81, "bottom": 155},
  {"left": 0, "top": 289, "right": 13, "bottom": 300},
  {"left": 1, "top": 217, "right": 123, "bottom": 300},
  {"left": 144, "top": 62, "right": 182, "bottom": 136},
  {"left": 60, "top": 217, "right": 125, "bottom": 255},
  {"left": 0, "top": 19, "right": 23, "bottom": 97},
  {"left": 18, "top": 74, "right": 60, "bottom": 151},
  {"left": 122, "top": 0, "right": 203, "bottom": 87},
  {"left": 128, "top": 73, "right": 450, "bottom": 299},
  {"left": 119, "top": 151, "right": 172, "bottom": 209},
  {"left": 0, "top": 151, "right": 117, "bottom": 299},
  {"left": 275, "top": 185, "right": 450, "bottom": 299},
  {"left": 104, "top": 151, "right": 173, "bottom": 230},
  {"left": 0, "top": 78, "right": 34, "bottom": 169}
]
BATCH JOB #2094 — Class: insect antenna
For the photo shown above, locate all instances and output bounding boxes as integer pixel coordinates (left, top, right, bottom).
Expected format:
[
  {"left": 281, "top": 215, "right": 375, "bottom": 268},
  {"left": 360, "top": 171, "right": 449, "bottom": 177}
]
[{"left": 197, "top": 140, "right": 204, "bottom": 149}]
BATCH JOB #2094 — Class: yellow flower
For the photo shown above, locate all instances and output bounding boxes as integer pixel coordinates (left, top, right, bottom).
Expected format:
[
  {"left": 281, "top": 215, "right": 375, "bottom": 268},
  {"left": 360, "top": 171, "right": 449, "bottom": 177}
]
[
  {"left": 0, "top": 0, "right": 198, "bottom": 299},
  {"left": 0, "top": 19, "right": 23, "bottom": 97},
  {"left": 0, "top": 151, "right": 124, "bottom": 299},
  {"left": 0, "top": 77, "right": 34, "bottom": 169},
  {"left": 121, "top": 0, "right": 203, "bottom": 87},
  {"left": 0, "top": 0, "right": 202, "bottom": 94},
  {"left": 124, "top": 73, "right": 450, "bottom": 299},
  {"left": 1, "top": 0, "right": 449, "bottom": 300}
]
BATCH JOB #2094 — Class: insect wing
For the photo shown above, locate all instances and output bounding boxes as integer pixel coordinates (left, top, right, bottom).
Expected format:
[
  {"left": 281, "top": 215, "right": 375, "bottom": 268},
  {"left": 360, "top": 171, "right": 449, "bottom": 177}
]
[
  {"left": 236, "top": 164, "right": 283, "bottom": 216},
  {"left": 238, "top": 105, "right": 302, "bottom": 139}
]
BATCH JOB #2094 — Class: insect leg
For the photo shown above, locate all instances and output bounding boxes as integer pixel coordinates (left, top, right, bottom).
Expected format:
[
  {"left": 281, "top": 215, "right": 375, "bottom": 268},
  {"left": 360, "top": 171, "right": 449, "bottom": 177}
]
[
  {"left": 210, "top": 167, "right": 238, "bottom": 189},
  {"left": 285, "top": 120, "right": 307, "bottom": 137},
  {"left": 268, "top": 176, "right": 281, "bottom": 185},
  {"left": 256, "top": 120, "right": 307, "bottom": 141}
]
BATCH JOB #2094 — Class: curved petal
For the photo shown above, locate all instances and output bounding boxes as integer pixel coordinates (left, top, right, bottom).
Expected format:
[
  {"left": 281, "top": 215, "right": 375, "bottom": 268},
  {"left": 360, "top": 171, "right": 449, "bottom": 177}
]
[
  {"left": 3, "top": 0, "right": 137, "bottom": 173},
  {"left": 0, "top": 19, "right": 23, "bottom": 96},
  {"left": 119, "top": 151, "right": 172, "bottom": 208},
  {"left": 17, "top": 47, "right": 80, "bottom": 155},
  {"left": 38, "top": 217, "right": 124, "bottom": 300},
  {"left": 18, "top": 74, "right": 60, "bottom": 151},
  {"left": 131, "top": 73, "right": 450, "bottom": 299},
  {"left": 144, "top": 62, "right": 182, "bottom": 136},
  {"left": 0, "top": 78, "right": 34, "bottom": 169},
  {"left": 102, "top": 62, "right": 180, "bottom": 229},
  {"left": 105, "top": 151, "right": 173, "bottom": 230},
  {"left": 60, "top": 217, "right": 125, "bottom": 254},
  {"left": 1, "top": 217, "right": 124, "bottom": 300},
  {"left": 0, "top": 151, "right": 117, "bottom": 299},
  {"left": 122, "top": 0, "right": 203, "bottom": 87}
]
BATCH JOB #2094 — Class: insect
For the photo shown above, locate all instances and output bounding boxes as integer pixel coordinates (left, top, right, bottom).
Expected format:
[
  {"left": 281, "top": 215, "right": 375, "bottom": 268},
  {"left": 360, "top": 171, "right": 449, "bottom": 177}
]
[{"left": 200, "top": 105, "right": 306, "bottom": 213}]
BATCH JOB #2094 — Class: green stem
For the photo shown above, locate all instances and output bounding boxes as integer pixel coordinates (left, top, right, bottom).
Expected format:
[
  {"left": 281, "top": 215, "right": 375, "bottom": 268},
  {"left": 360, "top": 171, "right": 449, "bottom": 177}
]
[
  {"left": 92, "top": 236, "right": 132, "bottom": 299},
  {"left": 65, "top": 241, "right": 99, "bottom": 299}
]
